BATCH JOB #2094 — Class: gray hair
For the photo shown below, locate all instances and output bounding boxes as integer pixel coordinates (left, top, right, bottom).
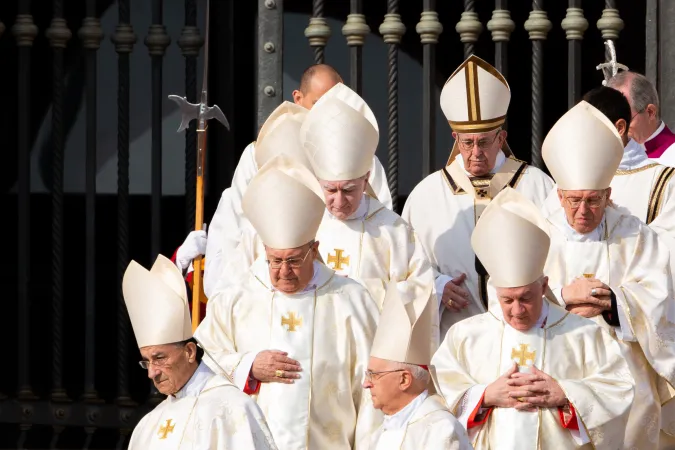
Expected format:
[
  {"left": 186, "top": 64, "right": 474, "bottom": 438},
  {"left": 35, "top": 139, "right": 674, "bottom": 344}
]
[
  {"left": 607, "top": 71, "right": 660, "bottom": 119},
  {"left": 391, "top": 361, "right": 431, "bottom": 386}
]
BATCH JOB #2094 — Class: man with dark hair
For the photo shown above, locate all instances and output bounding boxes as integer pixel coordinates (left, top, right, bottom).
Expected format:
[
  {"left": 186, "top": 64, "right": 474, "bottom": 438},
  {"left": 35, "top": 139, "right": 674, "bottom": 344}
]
[
  {"left": 607, "top": 71, "right": 675, "bottom": 162},
  {"left": 123, "top": 255, "right": 277, "bottom": 449}
]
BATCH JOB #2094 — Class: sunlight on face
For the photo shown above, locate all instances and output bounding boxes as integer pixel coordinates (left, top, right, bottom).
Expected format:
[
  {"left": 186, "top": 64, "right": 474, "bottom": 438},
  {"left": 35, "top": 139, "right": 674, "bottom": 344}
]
[
  {"left": 496, "top": 278, "right": 546, "bottom": 331},
  {"left": 454, "top": 129, "right": 505, "bottom": 176},
  {"left": 265, "top": 242, "right": 317, "bottom": 294},
  {"left": 557, "top": 189, "right": 609, "bottom": 234},
  {"left": 320, "top": 176, "right": 368, "bottom": 220}
]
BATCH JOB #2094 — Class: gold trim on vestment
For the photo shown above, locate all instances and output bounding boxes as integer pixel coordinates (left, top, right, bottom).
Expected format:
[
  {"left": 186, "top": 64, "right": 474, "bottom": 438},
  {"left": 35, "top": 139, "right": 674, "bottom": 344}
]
[
  {"left": 448, "top": 117, "right": 506, "bottom": 134},
  {"left": 614, "top": 163, "right": 660, "bottom": 175},
  {"left": 647, "top": 166, "right": 675, "bottom": 224}
]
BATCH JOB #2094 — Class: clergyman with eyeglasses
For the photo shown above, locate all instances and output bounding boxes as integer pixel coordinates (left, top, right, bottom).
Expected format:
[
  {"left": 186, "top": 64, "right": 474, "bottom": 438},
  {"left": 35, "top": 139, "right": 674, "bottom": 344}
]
[
  {"left": 402, "top": 54, "right": 554, "bottom": 341},
  {"left": 357, "top": 282, "right": 471, "bottom": 449},
  {"left": 121, "top": 255, "right": 277, "bottom": 449},
  {"left": 541, "top": 100, "right": 675, "bottom": 449},
  {"left": 193, "top": 154, "right": 382, "bottom": 449}
]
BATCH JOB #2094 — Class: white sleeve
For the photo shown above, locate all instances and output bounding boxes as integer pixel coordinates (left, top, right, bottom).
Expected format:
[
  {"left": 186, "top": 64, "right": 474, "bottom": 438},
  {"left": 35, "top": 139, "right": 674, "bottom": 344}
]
[
  {"left": 615, "top": 300, "right": 636, "bottom": 342},
  {"left": 567, "top": 408, "right": 591, "bottom": 445},
  {"left": 233, "top": 351, "right": 259, "bottom": 391},
  {"left": 456, "top": 385, "right": 488, "bottom": 439},
  {"left": 435, "top": 274, "right": 452, "bottom": 311}
]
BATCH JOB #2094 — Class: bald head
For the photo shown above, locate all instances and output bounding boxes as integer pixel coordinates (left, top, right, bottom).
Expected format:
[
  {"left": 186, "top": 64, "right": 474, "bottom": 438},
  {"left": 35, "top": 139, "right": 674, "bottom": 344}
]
[
  {"left": 607, "top": 71, "right": 661, "bottom": 143},
  {"left": 292, "top": 64, "right": 343, "bottom": 110}
]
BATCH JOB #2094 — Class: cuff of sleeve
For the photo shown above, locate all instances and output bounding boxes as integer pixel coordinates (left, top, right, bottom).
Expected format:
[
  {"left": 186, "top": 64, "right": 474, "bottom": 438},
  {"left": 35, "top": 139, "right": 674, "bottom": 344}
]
[
  {"left": 467, "top": 391, "right": 493, "bottom": 429},
  {"left": 435, "top": 275, "right": 453, "bottom": 310},
  {"left": 558, "top": 402, "right": 579, "bottom": 430},
  {"left": 552, "top": 287, "right": 565, "bottom": 306},
  {"left": 602, "top": 291, "right": 621, "bottom": 327},
  {"left": 234, "top": 352, "right": 258, "bottom": 391},
  {"left": 457, "top": 385, "right": 488, "bottom": 429}
]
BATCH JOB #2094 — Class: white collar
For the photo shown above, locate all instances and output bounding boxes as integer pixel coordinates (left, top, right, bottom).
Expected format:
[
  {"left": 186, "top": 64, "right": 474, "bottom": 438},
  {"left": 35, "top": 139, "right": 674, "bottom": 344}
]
[
  {"left": 646, "top": 120, "right": 666, "bottom": 143},
  {"left": 562, "top": 213, "right": 606, "bottom": 242},
  {"left": 381, "top": 390, "right": 429, "bottom": 431},
  {"left": 327, "top": 193, "right": 369, "bottom": 221},
  {"left": 173, "top": 362, "right": 213, "bottom": 400},
  {"left": 619, "top": 139, "right": 651, "bottom": 170},
  {"left": 456, "top": 150, "right": 506, "bottom": 176},
  {"left": 270, "top": 260, "right": 321, "bottom": 293}
]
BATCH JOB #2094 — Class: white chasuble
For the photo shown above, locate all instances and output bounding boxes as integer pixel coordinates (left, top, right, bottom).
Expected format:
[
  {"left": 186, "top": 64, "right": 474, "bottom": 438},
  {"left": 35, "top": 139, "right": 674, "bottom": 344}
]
[
  {"left": 128, "top": 363, "right": 277, "bottom": 450},
  {"left": 431, "top": 301, "right": 634, "bottom": 450},
  {"left": 357, "top": 393, "right": 472, "bottom": 450},
  {"left": 544, "top": 205, "right": 675, "bottom": 448},
  {"left": 402, "top": 153, "right": 554, "bottom": 340},
  {"left": 194, "top": 257, "right": 382, "bottom": 450},
  {"left": 204, "top": 143, "right": 393, "bottom": 297}
]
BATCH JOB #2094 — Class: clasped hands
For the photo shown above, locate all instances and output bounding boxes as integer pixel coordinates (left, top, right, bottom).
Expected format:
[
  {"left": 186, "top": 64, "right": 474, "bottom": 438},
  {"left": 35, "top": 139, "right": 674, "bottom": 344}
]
[
  {"left": 483, "top": 363, "right": 567, "bottom": 412},
  {"left": 251, "top": 350, "right": 302, "bottom": 384},
  {"left": 562, "top": 277, "right": 612, "bottom": 318}
]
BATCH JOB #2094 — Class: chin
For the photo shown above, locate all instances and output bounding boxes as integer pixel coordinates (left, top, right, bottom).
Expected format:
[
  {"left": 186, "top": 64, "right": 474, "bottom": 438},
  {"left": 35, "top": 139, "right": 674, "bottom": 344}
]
[
  {"left": 510, "top": 320, "right": 533, "bottom": 331},
  {"left": 331, "top": 210, "right": 352, "bottom": 220}
]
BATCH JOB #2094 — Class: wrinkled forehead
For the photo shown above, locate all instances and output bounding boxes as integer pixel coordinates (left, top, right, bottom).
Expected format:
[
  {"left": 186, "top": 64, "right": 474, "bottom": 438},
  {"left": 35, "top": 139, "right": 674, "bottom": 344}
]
[
  {"left": 496, "top": 282, "right": 543, "bottom": 299},
  {"left": 140, "top": 343, "right": 177, "bottom": 359},
  {"left": 561, "top": 189, "right": 606, "bottom": 199},
  {"left": 318, "top": 178, "right": 364, "bottom": 190},
  {"left": 265, "top": 243, "right": 310, "bottom": 259},
  {"left": 456, "top": 129, "right": 499, "bottom": 141},
  {"left": 367, "top": 356, "right": 392, "bottom": 371}
]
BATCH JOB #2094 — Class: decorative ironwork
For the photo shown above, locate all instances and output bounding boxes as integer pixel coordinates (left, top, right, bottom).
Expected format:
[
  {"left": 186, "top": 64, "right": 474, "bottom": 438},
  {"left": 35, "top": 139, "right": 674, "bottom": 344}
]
[
  {"left": 417, "top": 0, "right": 442, "bottom": 176},
  {"left": 45, "top": 0, "right": 72, "bottom": 407},
  {"left": 562, "top": 1, "right": 588, "bottom": 107},
  {"left": 342, "top": 0, "right": 368, "bottom": 95},
  {"left": 258, "top": 0, "right": 283, "bottom": 129},
  {"left": 524, "top": 1, "right": 551, "bottom": 170},
  {"left": 379, "top": 0, "right": 405, "bottom": 211},
  {"left": 457, "top": 0, "right": 482, "bottom": 59},
  {"left": 306, "top": 0, "right": 330, "bottom": 64},
  {"left": 597, "top": 2, "right": 624, "bottom": 63},
  {"left": 488, "top": 1, "right": 514, "bottom": 77}
]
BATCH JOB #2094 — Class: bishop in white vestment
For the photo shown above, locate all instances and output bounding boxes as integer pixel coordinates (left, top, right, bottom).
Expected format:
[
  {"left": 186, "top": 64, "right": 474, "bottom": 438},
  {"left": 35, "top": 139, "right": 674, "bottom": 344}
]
[
  {"left": 402, "top": 55, "right": 553, "bottom": 340},
  {"left": 541, "top": 100, "right": 675, "bottom": 448},
  {"left": 203, "top": 69, "right": 391, "bottom": 297},
  {"left": 433, "top": 187, "right": 634, "bottom": 450},
  {"left": 194, "top": 160, "right": 382, "bottom": 449},
  {"left": 123, "top": 255, "right": 276, "bottom": 450},
  {"left": 358, "top": 283, "right": 471, "bottom": 450}
]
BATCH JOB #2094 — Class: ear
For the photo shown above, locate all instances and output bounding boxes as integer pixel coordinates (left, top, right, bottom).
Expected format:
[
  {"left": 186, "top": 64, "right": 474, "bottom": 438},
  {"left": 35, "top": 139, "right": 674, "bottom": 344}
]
[
  {"left": 451, "top": 131, "right": 458, "bottom": 141},
  {"left": 605, "top": 187, "right": 612, "bottom": 202},
  {"left": 292, "top": 89, "right": 303, "bottom": 105},
  {"left": 185, "top": 341, "right": 198, "bottom": 364},
  {"left": 556, "top": 188, "right": 564, "bottom": 203},
  {"left": 541, "top": 276, "right": 549, "bottom": 293},
  {"left": 400, "top": 370, "right": 414, "bottom": 391},
  {"left": 363, "top": 172, "right": 371, "bottom": 189},
  {"left": 498, "top": 129, "right": 507, "bottom": 143},
  {"left": 646, "top": 103, "right": 658, "bottom": 120},
  {"left": 615, "top": 118, "right": 628, "bottom": 138}
]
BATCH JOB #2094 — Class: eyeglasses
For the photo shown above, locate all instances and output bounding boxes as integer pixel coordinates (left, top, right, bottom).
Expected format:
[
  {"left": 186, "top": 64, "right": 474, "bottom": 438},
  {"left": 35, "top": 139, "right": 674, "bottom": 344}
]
[
  {"left": 364, "top": 369, "right": 405, "bottom": 382},
  {"left": 630, "top": 109, "right": 645, "bottom": 123},
  {"left": 457, "top": 130, "right": 501, "bottom": 152},
  {"left": 563, "top": 194, "right": 607, "bottom": 209},
  {"left": 266, "top": 245, "right": 313, "bottom": 269},
  {"left": 138, "top": 356, "right": 169, "bottom": 370}
]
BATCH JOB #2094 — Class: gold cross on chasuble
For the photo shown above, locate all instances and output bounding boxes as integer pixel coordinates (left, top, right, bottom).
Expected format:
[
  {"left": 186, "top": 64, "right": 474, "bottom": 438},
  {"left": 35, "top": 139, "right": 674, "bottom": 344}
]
[
  {"left": 281, "top": 312, "right": 303, "bottom": 332},
  {"left": 327, "top": 249, "right": 350, "bottom": 271},
  {"left": 158, "top": 419, "right": 175, "bottom": 439},
  {"left": 511, "top": 344, "right": 536, "bottom": 366}
]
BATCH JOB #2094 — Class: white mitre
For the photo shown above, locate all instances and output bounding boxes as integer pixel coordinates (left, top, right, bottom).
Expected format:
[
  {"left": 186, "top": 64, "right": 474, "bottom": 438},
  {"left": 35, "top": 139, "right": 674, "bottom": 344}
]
[
  {"left": 370, "top": 282, "right": 434, "bottom": 365},
  {"left": 242, "top": 153, "right": 325, "bottom": 249},
  {"left": 471, "top": 187, "right": 550, "bottom": 288},
  {"left": 440, "top": 54, "right": 510, "bottom": 134},
  {"left": 255, "top": 101, "right": 309, "bottom": 169},
  {"left": 542, "top": 100, "right": 623, "bottom": 190},
  {"left": 300, "top": 82, "right": 379, "bottom": 181},
  {"left": 122, "top": 254, "right": 192, "bottom": 348}
]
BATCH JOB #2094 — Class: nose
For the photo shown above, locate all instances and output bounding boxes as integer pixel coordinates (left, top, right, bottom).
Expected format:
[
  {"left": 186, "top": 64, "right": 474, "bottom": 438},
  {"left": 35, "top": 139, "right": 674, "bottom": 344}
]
[
  {"left": 147, "top": 366, "right": 161, "bottom": 380},
  {"left": 362, "top": 379, "right": 372, "bottom": 389},
  {"left": 512, "top": 302, "right": 525, "bottom": 315},
  {"left": 280, "top": 262, "right": 294, "bottom": 276}
]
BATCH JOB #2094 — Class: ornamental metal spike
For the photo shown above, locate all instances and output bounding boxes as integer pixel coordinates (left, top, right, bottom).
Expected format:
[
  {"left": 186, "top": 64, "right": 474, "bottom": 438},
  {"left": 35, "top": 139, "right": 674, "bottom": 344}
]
[{"left": 595, "top": 40, "right": 629, "bottom": 86}]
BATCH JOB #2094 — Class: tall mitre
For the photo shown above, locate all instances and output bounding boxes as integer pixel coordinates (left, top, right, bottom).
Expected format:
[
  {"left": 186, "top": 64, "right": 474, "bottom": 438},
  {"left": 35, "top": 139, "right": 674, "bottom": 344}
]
[
  {"left": 370, "top": 281, "right": 434, "bottom": 366},
  {"left": 542, "top": 100, "right": 623, "bottom": 190},
  {"left": 300, "top": 82, "right": 378, "bottom": 183},
  {"left": 440, "top": 54, "right": 510, "bottom": 134},
  {"left": 242, "top": 153, "right": 325, "bottom": 249},
  {"left": 254, "top": 101, "right": 310, "bottom": 169},
  {"left": 122, "top": 254, "right": 192, "bottom": 348},
  {"left": 471, "top": 187, "right": 550, "bottom": 288}
]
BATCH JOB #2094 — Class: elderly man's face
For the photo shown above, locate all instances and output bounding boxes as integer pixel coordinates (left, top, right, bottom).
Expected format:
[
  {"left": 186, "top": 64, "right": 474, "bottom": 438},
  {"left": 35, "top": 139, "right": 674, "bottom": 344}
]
[
  {"left": 320, "top": 174, "right": 369, "bottom": 220},
  {"left": 362, "top": 356, "right": 409, "bottom": 415},
  {"left": 265, "top": 241, "right": 318, "bottom": 294},
  {"left": 496, "top": 278, "right": 547, "bottom": 331},
  {"left": 139, "top": 342, "right": 197, "bottom": 396},
  {"left": 557, "top": 188, "right": 610, "bottom": 234},
  {"left": 453, "top": 129, "right": 505, "bottom": 177}
]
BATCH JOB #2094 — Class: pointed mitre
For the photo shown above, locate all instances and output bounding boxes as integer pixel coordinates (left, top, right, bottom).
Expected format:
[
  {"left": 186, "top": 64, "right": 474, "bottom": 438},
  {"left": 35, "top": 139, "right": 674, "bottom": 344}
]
[
  {"left": 542, "top": 100, "right": 623, "bottom": 190},
  {"left": 122, "top": 254, "right": 192, "bottom": 348},
  {"left": 471, "top": 187, "right": 550, "bottom": 288},
  {"left": 255, "top": 101, "right": 310, "bottom": 169},
  {"left": 440, "top": 54, "right": 510, "bottom": 134},
  {"left": 300, "top": 82, "right": 379, "bottom": 181},
  {"left": 242, "top": 153, "right": 325, "bottom": 249},
  {"left": 370, "top": 282, "right": 434, "bottom": 365}
]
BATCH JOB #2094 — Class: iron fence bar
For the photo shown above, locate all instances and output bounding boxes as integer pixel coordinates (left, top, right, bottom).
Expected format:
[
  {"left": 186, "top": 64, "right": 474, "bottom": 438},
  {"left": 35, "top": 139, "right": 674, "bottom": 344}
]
[
  {"left": 310, "top": 0, "right": 327, "bottom": 64},
  {"left": 379, "top": 0, "right": 405, "bottom": 212},
  {"left": 79, "top": 0, "right": 103, "bottom": 405},
  {"left": 45, "top": 0, "right": 71, "bottom": 408},
  {"left": 562, "top": 0, "right": 587, "bottom": 109},
  {"left": 111, "top": 0, "right": 137, "bottom": 416},
  {"left": 645, "top": 0, "right": 658, "bottom": 87},
  {"left": 597, "top": 2, "right": 624, "bottom": 64},
  {"left": 417, "top": 0, "right": 442, "bottom": 177},
  {"left": 342, "top": 0, "right": 367, "bottom": 95},
  {"left": 179, "top": 0, "right": 203, "bottom": 232},
  {"left": 147, "top": 0, "right": 171, "bottom": 261},
  {"left": 457, "top": 0, "right": 482, "bottom": 59},
  {"left": 257, "top": 0, "right": 283, "bottom": 130},
  {"left": 488, "top": 0, "right": 514, "bottom": 77},
  {"left": 524, "top": 0, "right": 551, "bottom": 169},
  {"left": 13, "top": 0, "right": 38, "bottom": 407}
]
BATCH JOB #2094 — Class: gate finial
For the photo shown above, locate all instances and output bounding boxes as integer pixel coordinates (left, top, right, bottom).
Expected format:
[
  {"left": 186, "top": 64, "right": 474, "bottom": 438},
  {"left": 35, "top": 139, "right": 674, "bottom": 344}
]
[{"left": 595, "top": 40, "right": 629, "bottom": 85}]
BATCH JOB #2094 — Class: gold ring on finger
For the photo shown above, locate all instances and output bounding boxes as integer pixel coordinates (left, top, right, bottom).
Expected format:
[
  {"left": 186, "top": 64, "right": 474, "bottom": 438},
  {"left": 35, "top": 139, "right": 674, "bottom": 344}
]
[
  {"left": 447, "top": 299, "right": 453, "bottom": 306},
  {"left": 517, "top": 397, "right": 525, "bottom": 402},
  {"left": 275, "top": 369, "right": 284, "bottom": 378}
]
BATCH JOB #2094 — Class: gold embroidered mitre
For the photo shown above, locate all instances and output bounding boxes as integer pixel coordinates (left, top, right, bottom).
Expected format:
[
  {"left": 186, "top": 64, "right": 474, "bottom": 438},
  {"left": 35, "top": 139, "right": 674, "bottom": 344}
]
[
  {"left": 255, "top": 101, "right": 310, "bottom": 169},
  {"left": 123, "top": 255, "right": 192, "bottom": 348},
  {"left": 370, "top": 282, "right": 434, "bottom": 365},
  {"left": 300, "top": 82, "right": 378, "bottom": 181},
  {"left": 542, "top": 100, "right": 623, "bottom": 190},
  {"left": 243, "top": 154, "right": 325, "bottom": 249},
  {"left": 440, "top": 54, "right": 510, "bottom": 133},
  {"left": 471, "top": 187, "right": 550, "bottom": 288}
]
